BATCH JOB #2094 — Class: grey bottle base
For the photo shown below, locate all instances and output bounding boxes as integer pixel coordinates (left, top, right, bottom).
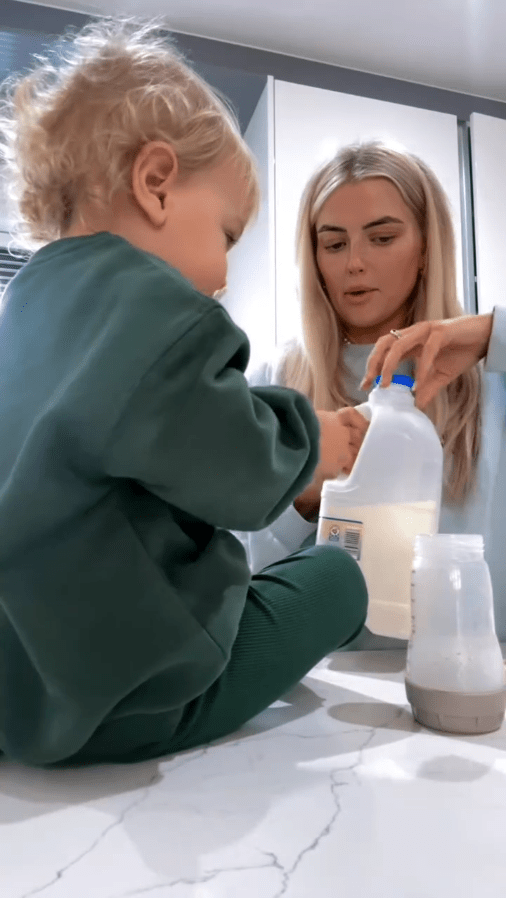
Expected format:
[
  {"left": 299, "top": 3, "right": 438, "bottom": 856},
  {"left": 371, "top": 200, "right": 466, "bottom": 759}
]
[{"left": 405, "top": 678, "right": 506, "bottom": 735}]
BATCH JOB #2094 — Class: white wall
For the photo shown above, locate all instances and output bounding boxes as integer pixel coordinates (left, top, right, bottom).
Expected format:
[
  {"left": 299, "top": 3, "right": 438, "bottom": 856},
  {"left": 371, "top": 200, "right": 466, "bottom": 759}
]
[
  {"left": 221, "top": 77, "right": 276, "bottom": 375},
  {"left": 470, "top": 112, "right": 506, "bottom": 315}
]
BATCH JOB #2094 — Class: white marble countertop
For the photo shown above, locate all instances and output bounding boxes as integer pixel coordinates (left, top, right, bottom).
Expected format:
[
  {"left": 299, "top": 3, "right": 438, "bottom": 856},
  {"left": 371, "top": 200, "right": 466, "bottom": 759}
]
[{"left": 2, "top": 648, "right": 506, "bottom": 898}]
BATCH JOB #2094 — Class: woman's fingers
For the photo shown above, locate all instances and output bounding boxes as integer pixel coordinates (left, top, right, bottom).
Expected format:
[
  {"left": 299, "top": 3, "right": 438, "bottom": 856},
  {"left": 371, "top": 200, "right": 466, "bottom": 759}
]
[
  {"left": 359, "top": 338, "right": 392, "bottom": 391},
  {"left": 413, "top": 330, "right": 441, "bottom": 384},
  {"left": 413, "top": 370, "right": 449, "bottom": 410},
  {"left": 360, "top": 322, "right": 431, "bottom": 392},
  {"left": 360, "top": 317, "right": 493, "bottom": 400}
]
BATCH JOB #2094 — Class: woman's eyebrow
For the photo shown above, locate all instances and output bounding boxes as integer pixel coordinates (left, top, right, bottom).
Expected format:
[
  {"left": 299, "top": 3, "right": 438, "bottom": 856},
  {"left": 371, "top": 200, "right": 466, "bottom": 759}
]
[
  {"left": 317, "top": 215, "right": 403, "bottom": 234},
  {"left": 364, "top": 216, "right": 403, "bottom": 229}
]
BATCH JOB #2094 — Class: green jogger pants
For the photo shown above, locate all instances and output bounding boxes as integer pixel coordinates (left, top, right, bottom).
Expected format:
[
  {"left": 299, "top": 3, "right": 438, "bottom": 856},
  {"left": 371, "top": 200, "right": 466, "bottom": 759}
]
[
  {"left": 48, "top": 543, "right": 367, "bottom": 767},
  {"left": 165, "top": 543, "right": 368, "bottom": 754}
]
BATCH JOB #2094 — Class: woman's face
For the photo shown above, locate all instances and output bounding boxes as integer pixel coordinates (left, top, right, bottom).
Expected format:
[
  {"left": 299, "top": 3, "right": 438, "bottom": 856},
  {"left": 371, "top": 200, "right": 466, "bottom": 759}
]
[{"left": 315, "top": 177, "right": 424, "bottom": 344}]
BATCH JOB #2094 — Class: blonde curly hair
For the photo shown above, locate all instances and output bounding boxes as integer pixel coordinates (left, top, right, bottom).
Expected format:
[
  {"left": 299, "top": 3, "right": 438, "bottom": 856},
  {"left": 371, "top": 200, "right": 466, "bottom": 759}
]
[
  {"left": 281, "top": 142, "right": 482, "bottom": 505},
  {"left": 0, "top": 17, "right": 260, "bottom": 249}
]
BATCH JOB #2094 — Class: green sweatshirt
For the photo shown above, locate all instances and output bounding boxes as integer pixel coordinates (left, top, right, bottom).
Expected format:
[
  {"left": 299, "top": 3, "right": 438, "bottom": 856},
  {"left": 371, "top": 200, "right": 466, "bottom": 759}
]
[{"left": 0, "top": 233, "right": 320, "bottom": 766}]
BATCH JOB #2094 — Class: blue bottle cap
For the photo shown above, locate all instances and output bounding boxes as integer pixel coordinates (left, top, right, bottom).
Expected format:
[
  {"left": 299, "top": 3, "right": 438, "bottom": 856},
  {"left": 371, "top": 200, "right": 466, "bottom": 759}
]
[{"left": 375, "top": 374, "right": 415, "bottom": 389}]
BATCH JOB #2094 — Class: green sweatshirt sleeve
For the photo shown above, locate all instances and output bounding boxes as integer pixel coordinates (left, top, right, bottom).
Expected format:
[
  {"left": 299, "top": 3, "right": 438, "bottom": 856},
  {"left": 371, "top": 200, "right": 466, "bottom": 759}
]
[
  {"left": 0, "top": 235, "right": 323, "bottom": 767},
  {"left": 103, "top": 305, "right": 321, "bottom": 532}
]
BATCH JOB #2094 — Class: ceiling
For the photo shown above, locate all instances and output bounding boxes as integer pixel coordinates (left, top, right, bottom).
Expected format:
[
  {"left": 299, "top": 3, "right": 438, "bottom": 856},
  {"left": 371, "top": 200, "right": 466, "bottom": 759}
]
[{"left": 10, "top": 0, "right": 506, "bottom": 103}]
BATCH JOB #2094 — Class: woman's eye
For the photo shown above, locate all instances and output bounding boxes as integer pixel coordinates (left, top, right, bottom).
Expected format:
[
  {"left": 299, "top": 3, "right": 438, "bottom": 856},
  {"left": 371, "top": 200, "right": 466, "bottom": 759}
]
[
  {"left": 225, "top": 232, "right": 237, "bottom": 250},
  {"left": 324, "top": 241, "right": 346, "bottom": 252},
  {"left": 372, "top": 234, "right": 395, "bottom": 245}
]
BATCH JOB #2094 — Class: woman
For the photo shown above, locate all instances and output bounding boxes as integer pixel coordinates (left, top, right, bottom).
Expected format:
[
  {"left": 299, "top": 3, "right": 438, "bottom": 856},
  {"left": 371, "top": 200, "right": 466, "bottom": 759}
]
[{"left": 236, "top": 142, "right": 506, "bottom": 645}]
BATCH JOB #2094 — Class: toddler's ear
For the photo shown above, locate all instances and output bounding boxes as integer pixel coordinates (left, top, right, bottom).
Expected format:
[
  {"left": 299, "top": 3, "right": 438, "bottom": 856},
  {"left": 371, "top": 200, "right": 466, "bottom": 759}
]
[{"left": 131, "top": 141, "right": 179, "bottom": 226}]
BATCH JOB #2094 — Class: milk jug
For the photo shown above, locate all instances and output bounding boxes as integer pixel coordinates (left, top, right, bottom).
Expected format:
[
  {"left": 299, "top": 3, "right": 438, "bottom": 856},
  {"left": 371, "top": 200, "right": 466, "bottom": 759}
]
[{"left": 316, "top": 375, "right": 444, "bottom": 639}]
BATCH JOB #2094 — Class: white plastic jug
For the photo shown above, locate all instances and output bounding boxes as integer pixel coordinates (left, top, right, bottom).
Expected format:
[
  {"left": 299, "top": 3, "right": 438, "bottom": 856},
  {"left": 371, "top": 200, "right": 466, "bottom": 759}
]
[{"left": 316, "top": 375, "right": 444, "bottom": 639}]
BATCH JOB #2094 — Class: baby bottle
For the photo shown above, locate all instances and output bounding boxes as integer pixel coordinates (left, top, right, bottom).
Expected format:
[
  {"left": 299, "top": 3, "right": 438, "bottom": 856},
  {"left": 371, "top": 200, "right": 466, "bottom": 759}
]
[
  {"left": 316, "top": 375, "right": 443, "bottom": 639},
  {"left": 406, "top": 534, "right": 506, "bottom": 734}
]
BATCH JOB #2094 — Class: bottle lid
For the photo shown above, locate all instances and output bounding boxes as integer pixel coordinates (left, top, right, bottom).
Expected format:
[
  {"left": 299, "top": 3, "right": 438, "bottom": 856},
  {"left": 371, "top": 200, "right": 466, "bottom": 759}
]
[{"left": 375, "top": 374, "right": 414, "bottom": 389}]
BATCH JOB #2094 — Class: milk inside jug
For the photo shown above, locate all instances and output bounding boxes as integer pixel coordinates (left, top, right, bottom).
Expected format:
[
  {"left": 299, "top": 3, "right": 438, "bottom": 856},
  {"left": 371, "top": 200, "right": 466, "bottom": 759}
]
[{"left": 316, "top": 375, "right": 444, "bottom": 639}]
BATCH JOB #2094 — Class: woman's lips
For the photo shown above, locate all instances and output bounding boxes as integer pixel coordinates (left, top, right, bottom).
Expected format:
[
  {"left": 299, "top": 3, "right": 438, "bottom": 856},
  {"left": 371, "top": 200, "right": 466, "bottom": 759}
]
[{"left": 345, "top": 289, "right": 377, "bottom": 303}]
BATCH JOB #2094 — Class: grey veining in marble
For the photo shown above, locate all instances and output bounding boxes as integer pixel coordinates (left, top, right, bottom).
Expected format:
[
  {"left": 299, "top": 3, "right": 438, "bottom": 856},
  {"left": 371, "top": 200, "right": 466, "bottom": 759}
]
[{"left": 1, "top": 648, "right": 506, "bottom": 898}]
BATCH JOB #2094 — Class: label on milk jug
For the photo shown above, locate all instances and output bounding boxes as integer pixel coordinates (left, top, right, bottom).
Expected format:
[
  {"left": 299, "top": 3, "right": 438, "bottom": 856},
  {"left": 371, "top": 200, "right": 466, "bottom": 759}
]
[
  {"left": 317, "top": 501, "right": 437, "bottom": 639},
  {"left": 317, "top": 515, "right": 364, "bottom": 561}
]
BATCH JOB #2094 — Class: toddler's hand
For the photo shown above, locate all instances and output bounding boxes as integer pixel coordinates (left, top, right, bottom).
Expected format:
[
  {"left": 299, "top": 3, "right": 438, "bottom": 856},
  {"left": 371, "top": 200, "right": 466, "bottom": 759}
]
[
  {"left": 316, "top": 407, "right": 370, "bottom": 480},
  {"left": 294, "top": 408, "right": 369, "bottom": 520}
]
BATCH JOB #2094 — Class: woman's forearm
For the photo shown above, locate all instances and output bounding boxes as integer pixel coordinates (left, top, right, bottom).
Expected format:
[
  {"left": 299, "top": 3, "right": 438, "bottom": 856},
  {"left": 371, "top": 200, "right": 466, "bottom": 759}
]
[{"left": 477, "top": 313, "right": 494, "bottom": 360}]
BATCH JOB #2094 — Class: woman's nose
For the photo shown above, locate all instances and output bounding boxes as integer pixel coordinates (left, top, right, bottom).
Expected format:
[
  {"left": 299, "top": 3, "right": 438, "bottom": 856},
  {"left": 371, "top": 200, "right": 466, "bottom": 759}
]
[{"left": 347, "top": 243, "right": 365, "bottom": 273}]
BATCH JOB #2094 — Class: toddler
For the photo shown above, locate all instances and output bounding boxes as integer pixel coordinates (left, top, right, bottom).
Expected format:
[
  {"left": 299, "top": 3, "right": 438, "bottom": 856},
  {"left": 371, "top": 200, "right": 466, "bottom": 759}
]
[{"left": 0, "top": 18, "right": 368, "bottom": 767}]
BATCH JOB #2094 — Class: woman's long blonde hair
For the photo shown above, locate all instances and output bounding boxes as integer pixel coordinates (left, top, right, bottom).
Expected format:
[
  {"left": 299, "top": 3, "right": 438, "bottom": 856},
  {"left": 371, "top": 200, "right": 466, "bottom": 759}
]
[
  {"left": 279, "top": 142, "right": 481, "bottom": 504},
  {"left": 0, "top": 17, "right": 260, "bottom": 249}
]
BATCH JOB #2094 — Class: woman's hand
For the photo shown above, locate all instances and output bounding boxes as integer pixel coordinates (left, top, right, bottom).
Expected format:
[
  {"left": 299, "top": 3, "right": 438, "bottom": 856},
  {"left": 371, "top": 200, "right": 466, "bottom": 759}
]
[
  {"left": 360, "top": 313, "right": 494, "bottom": 410},
  {"left": 294, "top": 407, "right": 370, "bottom": 520}
]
